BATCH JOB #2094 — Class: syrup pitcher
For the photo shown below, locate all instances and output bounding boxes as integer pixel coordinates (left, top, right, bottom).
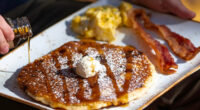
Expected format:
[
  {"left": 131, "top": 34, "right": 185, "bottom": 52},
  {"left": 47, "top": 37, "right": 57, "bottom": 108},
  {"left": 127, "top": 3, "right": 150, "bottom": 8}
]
[{"left": 6, "top": 17, "right": 33, "bottom": 49}]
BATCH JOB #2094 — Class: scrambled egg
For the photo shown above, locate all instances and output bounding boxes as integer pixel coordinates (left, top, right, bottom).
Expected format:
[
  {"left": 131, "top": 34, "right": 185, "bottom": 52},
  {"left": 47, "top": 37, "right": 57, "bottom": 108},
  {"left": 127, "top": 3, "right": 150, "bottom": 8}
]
[
  {"left": 119, "top": 2, "right": 133, "bottom": 27},
  {"left": 71, "top": 2, "right": 133, "bottom": 42}
]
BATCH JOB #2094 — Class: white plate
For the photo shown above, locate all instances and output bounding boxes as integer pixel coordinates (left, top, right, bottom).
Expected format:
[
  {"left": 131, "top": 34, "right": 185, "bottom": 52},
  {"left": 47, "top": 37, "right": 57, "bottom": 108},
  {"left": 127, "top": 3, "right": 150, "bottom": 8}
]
[{"left": 0, "top": 0, "right": 200, "bottom": 109}]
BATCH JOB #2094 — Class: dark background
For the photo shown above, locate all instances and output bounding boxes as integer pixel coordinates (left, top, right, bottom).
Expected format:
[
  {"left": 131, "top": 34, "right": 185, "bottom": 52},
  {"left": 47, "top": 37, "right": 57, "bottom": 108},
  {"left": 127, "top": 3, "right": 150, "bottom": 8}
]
[{"left": 0, "top": 0, "right": 200, "bottom": 109}]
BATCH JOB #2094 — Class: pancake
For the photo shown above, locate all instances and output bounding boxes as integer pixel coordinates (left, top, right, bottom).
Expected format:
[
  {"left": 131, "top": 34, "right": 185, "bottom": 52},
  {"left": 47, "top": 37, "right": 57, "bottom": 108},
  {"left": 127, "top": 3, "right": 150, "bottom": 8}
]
[{"left": 18, "top": 40, "right": 155, "bottom": 110}]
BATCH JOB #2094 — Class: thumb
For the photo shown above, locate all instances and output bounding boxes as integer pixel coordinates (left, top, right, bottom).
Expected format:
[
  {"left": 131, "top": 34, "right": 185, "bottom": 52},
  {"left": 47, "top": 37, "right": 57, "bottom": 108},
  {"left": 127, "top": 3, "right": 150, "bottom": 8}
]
[{"left": 163, "top": 0, "right": 196, "bottom": 19}]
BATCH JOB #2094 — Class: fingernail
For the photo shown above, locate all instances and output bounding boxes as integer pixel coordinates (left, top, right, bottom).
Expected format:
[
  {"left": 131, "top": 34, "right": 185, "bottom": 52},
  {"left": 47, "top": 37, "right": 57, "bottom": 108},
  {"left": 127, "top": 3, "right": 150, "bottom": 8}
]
[
  {"left": 190, "top": 12, "right": 196, "bottom": 18},
  {"left": 0, "top": 44, "right": 9, "bottom": 54}
]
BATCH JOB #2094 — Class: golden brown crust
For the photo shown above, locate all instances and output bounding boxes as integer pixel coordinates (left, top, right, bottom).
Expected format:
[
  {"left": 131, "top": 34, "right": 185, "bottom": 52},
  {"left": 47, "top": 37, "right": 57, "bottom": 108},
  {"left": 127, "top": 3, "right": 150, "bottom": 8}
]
[{"left": 18, "top": 40, "right": 155, "bottom": 110}]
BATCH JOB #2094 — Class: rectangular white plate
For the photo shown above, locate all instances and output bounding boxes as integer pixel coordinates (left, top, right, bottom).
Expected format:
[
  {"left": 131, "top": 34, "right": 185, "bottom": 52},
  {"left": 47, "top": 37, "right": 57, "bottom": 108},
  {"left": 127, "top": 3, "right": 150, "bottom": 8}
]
[{"left": 0, "top": 0, "right": 200, "bottom": 109}]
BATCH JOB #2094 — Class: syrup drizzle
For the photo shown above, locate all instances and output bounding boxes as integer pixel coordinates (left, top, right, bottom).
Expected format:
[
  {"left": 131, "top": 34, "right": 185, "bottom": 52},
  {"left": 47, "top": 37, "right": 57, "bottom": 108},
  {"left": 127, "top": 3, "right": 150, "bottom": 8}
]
[
  {"left": 28, "top": 36, "right": 31, "bottom": 63},
  {"left": 99, "top": 47, "right": 121, "bottom": 97},
  {"left": 39, "top": 57, "right": 55, "bottom": 101},
  {"left": 75, "top": 46, "right": 89, "bottom": 101}
]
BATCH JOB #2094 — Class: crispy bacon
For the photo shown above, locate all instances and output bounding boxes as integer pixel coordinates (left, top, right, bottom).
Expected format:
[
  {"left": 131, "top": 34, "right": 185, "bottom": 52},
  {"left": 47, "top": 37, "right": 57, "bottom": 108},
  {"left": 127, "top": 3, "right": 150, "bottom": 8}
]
[
  {"left": 140, "top": 10, "right": 200, "bottom": 60},
  {"left": 128, "top": 9, "right": 178, "bottom": 74}
]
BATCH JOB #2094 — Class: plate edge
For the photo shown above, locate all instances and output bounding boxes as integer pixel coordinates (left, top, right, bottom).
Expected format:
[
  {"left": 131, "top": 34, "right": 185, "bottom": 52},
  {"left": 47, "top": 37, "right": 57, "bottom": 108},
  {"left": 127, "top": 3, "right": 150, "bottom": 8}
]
[{"left": 138, "top": 64, "right": 200, "bottom": 110}]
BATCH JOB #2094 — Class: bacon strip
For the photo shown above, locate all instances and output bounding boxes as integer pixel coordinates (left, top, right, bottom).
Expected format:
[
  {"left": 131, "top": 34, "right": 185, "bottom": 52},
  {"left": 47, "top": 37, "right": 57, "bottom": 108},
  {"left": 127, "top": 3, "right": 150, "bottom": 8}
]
[
  {"left": 128, "top": 9, "right": 178, "bottom": 74},
  {"left": 140, "top": 10, "right": 200, "bottom": 60}
]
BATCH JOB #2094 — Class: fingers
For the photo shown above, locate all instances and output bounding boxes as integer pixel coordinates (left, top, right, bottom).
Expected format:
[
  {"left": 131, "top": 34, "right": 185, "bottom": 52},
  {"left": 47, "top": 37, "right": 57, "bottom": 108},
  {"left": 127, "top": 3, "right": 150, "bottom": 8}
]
[
  {"left": 0, "top": 15, "right": 15, "bottom": 41},
  {"left": 163, "top": 0, "right": 196, "bottom": 19},
  {"left": 130, "top": 0, "right": 168, "bottom": 12},
  {"left": 130, "top": 0, "right": 196, "bottom": 19},
  {"left": 0, "top": 15, "right": 15, "bottom": 54},
  {"left": 0, "top": 29, "right": 9, "bottom": 54}
]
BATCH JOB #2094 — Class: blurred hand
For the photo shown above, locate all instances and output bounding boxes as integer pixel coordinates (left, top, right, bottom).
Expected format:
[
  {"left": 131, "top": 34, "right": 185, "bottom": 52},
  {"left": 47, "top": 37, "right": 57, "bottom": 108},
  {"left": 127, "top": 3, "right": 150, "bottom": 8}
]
[
  {"left": 130, "top": 0, "right": 196, "bottom": 19},
  {"left": 0, "top": 15, "right": 14, "bottom": 54}
]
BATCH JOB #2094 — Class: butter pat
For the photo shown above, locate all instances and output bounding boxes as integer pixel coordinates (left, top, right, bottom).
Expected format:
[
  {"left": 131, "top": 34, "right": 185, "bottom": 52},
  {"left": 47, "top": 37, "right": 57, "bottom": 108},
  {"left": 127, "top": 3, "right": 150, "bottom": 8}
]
[{"left": 76, "top": 56, "right": 102, "bottom": 78}]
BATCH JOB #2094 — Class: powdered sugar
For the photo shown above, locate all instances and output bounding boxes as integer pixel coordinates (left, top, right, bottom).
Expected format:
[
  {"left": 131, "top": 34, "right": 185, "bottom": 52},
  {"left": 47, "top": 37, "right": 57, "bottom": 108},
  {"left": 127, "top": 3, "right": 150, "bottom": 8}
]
[
  {"left": 41, "top": 57, "right": 65, "bottom": 102},
  {"left": 64, "top": 71, "right": 80, "bottom": 103},
  {"left": 103, "top": 48, "right": 127, "bottom": 92},
  {"left": 85, "top": 47, "right": 100, "bottom": 58},
  {"left": 57, "top": 56, "right": 68, "bottom": 69},
  {"left": 83, "top": 79, "right": 92, "bottom": 99},
  {"left": 98, "top": 65, "right": 117, "bottom": 101},
  {"left": 72, "top": 52, "right": 83, "bottom": 67}
]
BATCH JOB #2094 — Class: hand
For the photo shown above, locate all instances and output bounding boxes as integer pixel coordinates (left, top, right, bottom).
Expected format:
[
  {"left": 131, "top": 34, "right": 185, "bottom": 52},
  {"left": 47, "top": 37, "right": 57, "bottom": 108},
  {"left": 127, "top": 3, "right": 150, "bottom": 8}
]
[
  {"left": 130, "top": 0, "right": 196, "bottom": 19},
  {"left": 0, "top": 15, "right": 14, "bottom": 54}
]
